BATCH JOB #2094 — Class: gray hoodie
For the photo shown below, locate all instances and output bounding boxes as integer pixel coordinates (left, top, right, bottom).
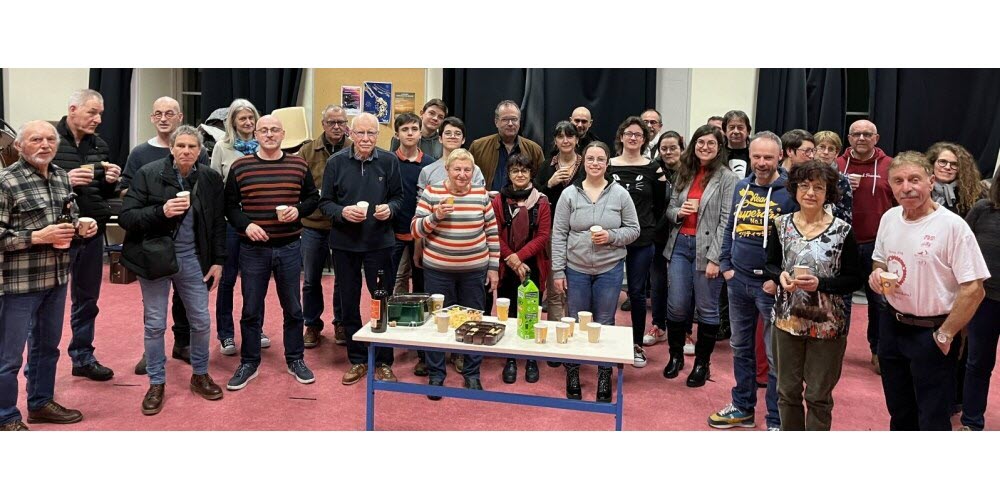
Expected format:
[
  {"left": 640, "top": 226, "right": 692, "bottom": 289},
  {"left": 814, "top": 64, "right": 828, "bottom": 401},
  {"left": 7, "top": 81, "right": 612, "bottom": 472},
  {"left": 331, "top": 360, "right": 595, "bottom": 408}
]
[{"left": 551, "top": 179, "right": 640, "bottom": 279}]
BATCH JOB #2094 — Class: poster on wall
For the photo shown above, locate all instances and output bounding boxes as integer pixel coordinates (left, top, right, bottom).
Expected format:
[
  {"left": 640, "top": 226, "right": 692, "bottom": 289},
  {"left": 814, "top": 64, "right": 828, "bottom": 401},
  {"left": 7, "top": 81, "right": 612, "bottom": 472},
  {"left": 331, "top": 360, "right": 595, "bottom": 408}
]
[
  {"left": 363, "top": 81, "right": 393, "bottom": 124},
  {"left": 341, "top": 86, "right": 362, "bottom": 116},
  {"left": 394, "top": 92, "right": 416, "bottom": 115}
]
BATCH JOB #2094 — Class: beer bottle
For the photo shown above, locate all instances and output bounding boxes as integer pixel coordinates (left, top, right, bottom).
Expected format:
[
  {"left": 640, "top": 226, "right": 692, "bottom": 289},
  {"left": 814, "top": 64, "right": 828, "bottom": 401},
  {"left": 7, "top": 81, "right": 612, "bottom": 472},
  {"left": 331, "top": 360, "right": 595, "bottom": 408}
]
[
  {"left": 371, "top": 269, "right": 390, "bottom": 332},
  {"left": 53, "top": 193, "right": 77, "bottom": 250}
]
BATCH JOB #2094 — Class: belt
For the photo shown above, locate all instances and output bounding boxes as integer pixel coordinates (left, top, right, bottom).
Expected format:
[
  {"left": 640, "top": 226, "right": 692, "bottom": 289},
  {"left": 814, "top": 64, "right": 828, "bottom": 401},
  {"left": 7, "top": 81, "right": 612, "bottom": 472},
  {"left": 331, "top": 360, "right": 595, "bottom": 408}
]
[{"left": 888, "top": 306, "right": 947, "bottom": 329}]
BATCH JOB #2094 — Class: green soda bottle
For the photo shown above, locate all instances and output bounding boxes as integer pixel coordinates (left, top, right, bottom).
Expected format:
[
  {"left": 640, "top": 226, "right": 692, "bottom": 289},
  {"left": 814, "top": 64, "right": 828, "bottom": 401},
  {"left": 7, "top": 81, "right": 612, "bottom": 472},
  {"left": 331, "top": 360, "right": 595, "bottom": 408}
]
[{"left": 516, "top": 271, "right": 539, "bottom": 339}]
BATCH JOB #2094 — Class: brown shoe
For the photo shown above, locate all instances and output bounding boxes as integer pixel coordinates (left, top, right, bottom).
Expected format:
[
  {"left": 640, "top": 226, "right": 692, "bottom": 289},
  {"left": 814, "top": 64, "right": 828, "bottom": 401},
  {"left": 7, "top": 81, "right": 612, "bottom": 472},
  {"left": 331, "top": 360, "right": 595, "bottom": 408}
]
[
  {"left": 27, "top": 400, "right": 83, "bottom": 424},
  {"left": 342, "top": 363, "right": 367, "bottom": 385},
  {"left": 334, "top": 323, "right": 347, "bottom": 345},
  {"left": 190, "top": 374, "right": 223, "bottom": 401},
  {"left": 142, "top": 384, "right": 165, "bottom": 416},
  {"left": 374, "top": 364, "right": 397, "bottom": 382},
  {"left": 451, "top": 353, "right": 464, "bottom": 374},
  {"left": 304, "top": 326, "right": 322, "bottom": 348},
  {"left": 871, "top": 354, "right": 881, "bottom": 375},
  {"left": 0, "top": 420, "right": 29, "bottom": 431}
]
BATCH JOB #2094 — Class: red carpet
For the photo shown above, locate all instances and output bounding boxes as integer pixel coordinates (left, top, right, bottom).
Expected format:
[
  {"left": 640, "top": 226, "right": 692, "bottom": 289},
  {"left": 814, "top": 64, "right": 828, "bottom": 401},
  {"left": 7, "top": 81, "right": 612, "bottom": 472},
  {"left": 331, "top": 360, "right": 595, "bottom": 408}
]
[{"left": 16, "top": 267, "right": 997, "bottom": 431}]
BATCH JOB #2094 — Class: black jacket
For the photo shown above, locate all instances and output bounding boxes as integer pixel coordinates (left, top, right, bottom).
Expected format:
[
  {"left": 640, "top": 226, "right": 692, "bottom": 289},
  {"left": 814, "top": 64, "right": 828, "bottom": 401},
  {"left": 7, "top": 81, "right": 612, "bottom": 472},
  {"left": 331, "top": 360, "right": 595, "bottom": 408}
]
[
  {"left": 119, "top": 157, "right": 227, "bottom": 279},
  {"left": 53, "top": 117, "right": 119, "bottom": 224}
]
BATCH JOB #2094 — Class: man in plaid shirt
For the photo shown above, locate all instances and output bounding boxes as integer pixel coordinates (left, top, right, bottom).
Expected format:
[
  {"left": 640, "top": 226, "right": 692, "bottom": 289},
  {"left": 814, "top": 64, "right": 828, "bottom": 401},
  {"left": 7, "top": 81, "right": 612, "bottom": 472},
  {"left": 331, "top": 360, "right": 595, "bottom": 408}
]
[{"left": 0, "top": 121, "right": 97, "bottom": 431}]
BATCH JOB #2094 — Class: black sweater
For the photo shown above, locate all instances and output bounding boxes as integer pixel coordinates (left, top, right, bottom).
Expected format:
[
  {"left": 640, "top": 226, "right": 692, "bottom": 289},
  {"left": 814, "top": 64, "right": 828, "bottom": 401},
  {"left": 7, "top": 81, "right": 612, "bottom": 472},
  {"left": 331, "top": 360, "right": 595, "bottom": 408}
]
[
  {"left": 318, "top": 147, "right": 403, "bottom": 252},
  {"left": 608, "top": 161, "right": 664, "bottom": 247}
]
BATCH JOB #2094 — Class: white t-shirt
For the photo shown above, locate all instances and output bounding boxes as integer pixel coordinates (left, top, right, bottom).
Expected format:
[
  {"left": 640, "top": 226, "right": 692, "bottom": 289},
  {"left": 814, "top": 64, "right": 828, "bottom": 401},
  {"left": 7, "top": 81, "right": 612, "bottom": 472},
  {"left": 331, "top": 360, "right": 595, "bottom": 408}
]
[{"left": 873, "top": 205, "right": 991, "bottom": 316}]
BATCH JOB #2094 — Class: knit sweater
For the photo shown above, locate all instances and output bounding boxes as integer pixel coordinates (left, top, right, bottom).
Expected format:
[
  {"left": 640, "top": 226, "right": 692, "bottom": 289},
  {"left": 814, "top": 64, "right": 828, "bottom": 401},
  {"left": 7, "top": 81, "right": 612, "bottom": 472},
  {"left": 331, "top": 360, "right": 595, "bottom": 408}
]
[
  {"left": 224, "top": 152, "right": 319, "bottom": 247},
  {"left": 411, "top": 182, "right": 500, "bottom": 273}
]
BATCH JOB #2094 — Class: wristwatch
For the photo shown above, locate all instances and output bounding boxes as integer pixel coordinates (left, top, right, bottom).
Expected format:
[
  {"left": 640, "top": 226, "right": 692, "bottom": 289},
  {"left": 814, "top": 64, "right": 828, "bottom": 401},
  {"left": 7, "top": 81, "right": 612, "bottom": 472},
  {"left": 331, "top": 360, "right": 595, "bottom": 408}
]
[{"left": 934, "top": 330, "right": 952, "bottom": 344}]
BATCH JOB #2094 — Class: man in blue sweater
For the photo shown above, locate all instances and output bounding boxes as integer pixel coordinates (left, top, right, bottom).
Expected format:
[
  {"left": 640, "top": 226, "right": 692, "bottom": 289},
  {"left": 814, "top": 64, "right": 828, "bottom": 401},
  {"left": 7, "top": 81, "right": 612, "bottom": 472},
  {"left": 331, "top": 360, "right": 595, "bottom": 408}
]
[{"left": 709, "top": 131, "right": 797, "bottom": 430}]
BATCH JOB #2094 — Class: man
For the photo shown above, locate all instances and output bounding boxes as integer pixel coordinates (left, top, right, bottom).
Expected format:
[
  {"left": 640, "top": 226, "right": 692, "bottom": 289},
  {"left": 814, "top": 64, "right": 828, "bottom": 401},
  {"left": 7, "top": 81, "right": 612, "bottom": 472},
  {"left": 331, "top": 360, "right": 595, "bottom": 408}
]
[
  {"left": 52, "top": 89, "right": 122, "bottom": 382},
  {"left": 836, "top": 119, "right": 894, "bottom": 373},
  {"left": 122, "top": 96, "right": 210, "bottom": 375},
  {"left": 320, "top": 113, "right": 404, "bottom": 386},
  {"left": 391, "top": 113, "right": 435, "bottom": 296},
  {"left": 390, "top": 99, "right": 447, "bottom": 159},
  {"left": 709, "top": 131, "right": 795, "bottom": 431},
  {"left": 570, "top": 106, "right": 600, "bottom": 155},
  {"left": 722, "top": 110, "right": 752, "bottom": 178},
  {"left": 869, "top": 151, "right": 989, "bottom": 430},
  {"left": 0, "top": 121, "right": 94, "bottom": 430},
  {"left": 707, "top": 116, "right": 724, "bottom": 133},
  {"left": 299, "top": 105, "right": 353, "bottom": 349},
  {"left": 640, "top": 109, "right": 663, "bottom": 159},
  {"left": 224, "top": 115, "right": 319, "bottom": 391},
  {"left": 417, "top": 117, "right": 485, "bottom": 196},
  {"left": 119, "top": 125, "right": 226, "bottom": 415},
  {"left": 469, "top": 100, "right": 545, "bottom": 191}
]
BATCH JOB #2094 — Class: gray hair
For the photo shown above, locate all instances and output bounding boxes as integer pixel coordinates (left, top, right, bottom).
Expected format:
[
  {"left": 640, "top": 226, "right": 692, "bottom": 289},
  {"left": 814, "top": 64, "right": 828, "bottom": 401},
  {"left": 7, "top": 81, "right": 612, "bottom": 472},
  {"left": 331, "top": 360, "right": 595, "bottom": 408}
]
[
  {"left": 169, "top": 125, "right": 203, "bottom": 148},
  {"left": 749, "top": 131, "right": 782, "bottom": 151},
  {"left": 322, "top": 105, "right": 345, "bottom": 115},
  {"left": 494, "top": 100, "right": 520, "bottom": 119},
  {"left": 68, "top": 89, "right": 104, "bottom": 108},
  {"left": 351, "top": 113, "right": 378, "bottom": 130},
  {"left": 223, "top": 98, "right": 260, "bottom": 147},
  {"left": 14, "top": 120, "right": 60, "bottom": 148}
]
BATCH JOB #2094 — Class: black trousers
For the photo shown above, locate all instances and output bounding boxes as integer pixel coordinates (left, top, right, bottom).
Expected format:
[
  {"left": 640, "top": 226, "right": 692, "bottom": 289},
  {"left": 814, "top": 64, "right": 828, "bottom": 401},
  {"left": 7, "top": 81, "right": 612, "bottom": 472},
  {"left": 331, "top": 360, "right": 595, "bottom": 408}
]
[{"left": 332, "top": 248, "right": 395, "bottom": 366}]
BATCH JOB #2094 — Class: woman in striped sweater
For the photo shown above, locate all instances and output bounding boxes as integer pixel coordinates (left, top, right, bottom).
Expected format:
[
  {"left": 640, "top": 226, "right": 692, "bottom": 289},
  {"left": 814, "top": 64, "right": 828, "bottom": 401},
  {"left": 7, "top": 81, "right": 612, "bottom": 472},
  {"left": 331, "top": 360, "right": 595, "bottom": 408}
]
[{"left": 412, "top": 149, "right": 500, "bottom": 397}]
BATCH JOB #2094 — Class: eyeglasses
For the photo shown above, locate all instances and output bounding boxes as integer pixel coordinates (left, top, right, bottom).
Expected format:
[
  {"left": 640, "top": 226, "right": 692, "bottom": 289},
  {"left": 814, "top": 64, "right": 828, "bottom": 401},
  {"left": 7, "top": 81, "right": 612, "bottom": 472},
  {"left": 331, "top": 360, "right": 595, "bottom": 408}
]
[
  {"left": 622, "top": 131, "right": 644, "bottom": 139},
  {"left": 695, "top": 139, "right": 719, "bottom": 148},
  {"left": 584, "top": 156, "right": 607, "bottom": 164},
  {"left": 848, "top": 131, "right": 875, "bottom": 139},
  {"left": 935, "top": 159, "right": 960, "bottom": 170},
  {"left": 498, "top": 117, "right": 520, "bottom": 124},
  {"left": 151, "top": 111, "right": 178, "bottom": 119},
  {"left": 323, "top": 120, "right": 348, "bottom": 127},
  {"left": 642, "top": 120, "right": 660, "bottom": 126},
  {"left": 442, "top": 131, "right": 464, "bottom": 138},
  {"left": 352, "top": 130, "right": 378, "bottom": 138},
  {"left": 796, "top": 147, "right": 816, "bottom": 156},
  {"left": 256, "top": 127, "right": 283, "bottom": 135},
  {"left": 798, "top": 184, "right": 827, "bottom": 193}
]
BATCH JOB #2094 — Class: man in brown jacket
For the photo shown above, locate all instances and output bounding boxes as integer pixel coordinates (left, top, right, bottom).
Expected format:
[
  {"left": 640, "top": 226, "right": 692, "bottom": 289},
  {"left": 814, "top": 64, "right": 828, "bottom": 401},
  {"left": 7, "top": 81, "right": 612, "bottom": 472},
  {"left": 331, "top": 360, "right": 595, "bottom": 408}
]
[
  {"left": 469, "top": 100, "right": 544, "bottom": 191},
  {"left": 299, "top": 105, "right": 352, "bottom": 348}
]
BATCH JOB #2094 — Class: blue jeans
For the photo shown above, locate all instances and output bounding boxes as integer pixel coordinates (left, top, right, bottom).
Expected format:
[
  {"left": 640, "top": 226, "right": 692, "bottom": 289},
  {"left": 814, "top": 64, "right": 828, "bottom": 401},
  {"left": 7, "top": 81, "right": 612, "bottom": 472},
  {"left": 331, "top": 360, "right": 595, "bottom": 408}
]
[
  {"left": 238, "top": 240, "right": 305, "bottom": 366},
  {"left": 857, "top": 241, "right": 883, "bottom": 354},
  {"left": 391, "top": 238, "right": 424, "bottom": 294},
  {"left": 565, "top": 262, "right": 624, "bottom": 326},
  {"left": 331, "top": 247, "right": 395, "bottom": 366},
  {"left": 301, "top": 227, "right": 338, "bottom": 330},
  {"left": 666, "top": 234, "right": 723, "bottom": 326},
  {"left": 649, "top": 242, "right": 668, "bottom": 330},
  {"left": 138, "top": 253, "right": 212, "bottom": 385},
  {"left": 625, "top": 244, "right": 655, "bottom": 345},
  {"left": 0, "top": 284, "right": 68, "bottom": 425},
  {"left": 68, "top": 234, "right": 103, "bottom": 367},
  {"left": 962, "top": 297, "right": 1000, "bottom": 430},
  {"left": 423, "top": 267, "right": 486, "bottom": 382},
  {"left": 727, "top": 274, "right": 779, "bottom": 428}
]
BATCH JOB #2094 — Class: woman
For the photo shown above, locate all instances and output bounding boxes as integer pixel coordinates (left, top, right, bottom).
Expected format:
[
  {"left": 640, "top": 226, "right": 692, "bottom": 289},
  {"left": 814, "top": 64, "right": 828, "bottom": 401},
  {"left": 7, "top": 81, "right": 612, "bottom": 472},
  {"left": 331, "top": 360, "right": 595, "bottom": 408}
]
[
  {"left": 211, "top": 99, "right": 266, "bottom": 355},
  {"left": 764, "top": 161, "right": 863, "bottom": 430},
  {"left": 608, "top": 117, "right": 664, "bottom": 368},
  {"left": 551, "top": 142, "right": 639, "bottom": 402},
  {"left": 492, "top": 154, "right": 551, "bottom": 384},
  {"left": 813, "top": 130, "right": 842, "bottom": 166},
  {"left": 662, "top": 125, "right": 737, "bottom": 387},
  {"left": 645, "top": 131, "right": 683, "bottom": 347},
  {"left": 961, "top": 174, "right": 1000, "bottom": 430},
  {"left": 926, "top": 142, "right": 984, "bottom": 217},
  {"left": 412, "top": 149, "right": 500, "bottom": 397}
]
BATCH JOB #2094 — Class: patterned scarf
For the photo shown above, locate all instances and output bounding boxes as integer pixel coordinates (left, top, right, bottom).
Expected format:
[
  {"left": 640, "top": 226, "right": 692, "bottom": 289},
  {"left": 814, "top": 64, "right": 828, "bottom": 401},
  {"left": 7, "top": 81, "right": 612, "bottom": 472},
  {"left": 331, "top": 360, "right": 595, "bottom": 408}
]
[{"left": 234, "top": 138, "right": 259, "bottom": 156}]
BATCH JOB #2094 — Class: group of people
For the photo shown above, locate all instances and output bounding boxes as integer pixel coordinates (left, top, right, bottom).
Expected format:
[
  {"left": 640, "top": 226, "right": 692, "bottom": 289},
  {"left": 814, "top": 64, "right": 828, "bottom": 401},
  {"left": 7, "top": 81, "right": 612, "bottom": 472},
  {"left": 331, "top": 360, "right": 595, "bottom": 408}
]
[{"left": 0, "top": 89, "right": 995, "bottom": 432}]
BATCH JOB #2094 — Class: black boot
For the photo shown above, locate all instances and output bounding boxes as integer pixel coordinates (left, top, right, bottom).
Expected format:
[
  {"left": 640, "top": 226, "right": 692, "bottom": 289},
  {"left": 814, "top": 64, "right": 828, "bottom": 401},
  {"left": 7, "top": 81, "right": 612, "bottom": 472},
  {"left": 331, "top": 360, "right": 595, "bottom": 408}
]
[
  {"left": 566, "top": 364, "right": 582, "bottom": 400},
  {"left": 524, "top": 360, "right": 539, "bottom": 383},
  {"left": 663, "top": 321, "right": 687, "bottom": 379},
  {"left": 596, "top": 366, "right": 613, "bottom": 403},
  {"left": 502, "top": 358, "right": 517, "bottom": 384},
  {"left": 687, "top": 322, "right": 719, "bottom": 388},
  {"left": 547, "top": 361, "right": 562, "bottom": 368}
]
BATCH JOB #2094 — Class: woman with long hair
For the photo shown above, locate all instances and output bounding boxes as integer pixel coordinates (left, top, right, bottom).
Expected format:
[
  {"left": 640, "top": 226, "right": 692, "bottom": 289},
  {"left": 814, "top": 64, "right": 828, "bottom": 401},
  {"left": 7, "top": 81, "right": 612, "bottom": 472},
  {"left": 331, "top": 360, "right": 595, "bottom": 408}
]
[
  {"left": 661, "top": 125, "right": 737, "bottom": 387},
  {"left": 645, "top": 131, "right": 684, "bottom": 346},
  {"left": 926, "top": 142, "right": 984, "bottom": 217}
]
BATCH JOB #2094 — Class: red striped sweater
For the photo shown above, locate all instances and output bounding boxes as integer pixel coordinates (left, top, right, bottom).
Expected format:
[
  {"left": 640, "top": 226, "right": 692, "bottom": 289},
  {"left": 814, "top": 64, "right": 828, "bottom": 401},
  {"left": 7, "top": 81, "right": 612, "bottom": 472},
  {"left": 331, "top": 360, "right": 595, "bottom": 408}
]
[{"left": 411, "top": 182, "right": 500, "bottom": 273}]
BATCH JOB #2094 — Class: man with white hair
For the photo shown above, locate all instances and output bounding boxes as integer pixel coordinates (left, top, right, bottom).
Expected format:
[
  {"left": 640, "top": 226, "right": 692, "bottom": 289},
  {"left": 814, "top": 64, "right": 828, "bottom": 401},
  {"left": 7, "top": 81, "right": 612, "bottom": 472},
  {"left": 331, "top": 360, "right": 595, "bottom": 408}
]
[
  {"left": 0, "top": 121, "right": 98, "bottom": 430},
  {"left": 53, "top": 89, "right": 122, "bottom": 382}
]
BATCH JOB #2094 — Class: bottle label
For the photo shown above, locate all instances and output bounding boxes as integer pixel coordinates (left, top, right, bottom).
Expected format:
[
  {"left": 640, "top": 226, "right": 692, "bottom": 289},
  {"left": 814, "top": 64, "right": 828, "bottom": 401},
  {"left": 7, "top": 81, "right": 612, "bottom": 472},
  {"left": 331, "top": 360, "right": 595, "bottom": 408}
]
[{"left": 370, "top": 300, "right": 381, "bottom": 328}]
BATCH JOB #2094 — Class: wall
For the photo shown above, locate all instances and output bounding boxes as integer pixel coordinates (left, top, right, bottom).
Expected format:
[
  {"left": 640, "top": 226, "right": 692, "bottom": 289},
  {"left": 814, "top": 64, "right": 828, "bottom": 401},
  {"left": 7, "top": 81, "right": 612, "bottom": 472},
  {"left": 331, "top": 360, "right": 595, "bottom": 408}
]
[
  {"left": 131, "top": 68, "right": 175, "bottom": 148},
  {"left": 688, "top": 68, "right": 758, "bottom": 135},
  {"left": 3, "top": 68, "right": 89, "bottom": 129},
  {"left": 312, "top": 69, "right": 428, "bottom": 150},
  {"left": 656, "top": 69, "right": 692, "bottom": 140}
]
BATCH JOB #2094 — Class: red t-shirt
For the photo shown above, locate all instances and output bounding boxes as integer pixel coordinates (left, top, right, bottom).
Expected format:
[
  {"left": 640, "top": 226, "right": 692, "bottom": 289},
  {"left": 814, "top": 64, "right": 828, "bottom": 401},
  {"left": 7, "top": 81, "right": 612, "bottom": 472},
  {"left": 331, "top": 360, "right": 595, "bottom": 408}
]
[{"left": 679, "top": 168, "right": 706, "bottom": 236}]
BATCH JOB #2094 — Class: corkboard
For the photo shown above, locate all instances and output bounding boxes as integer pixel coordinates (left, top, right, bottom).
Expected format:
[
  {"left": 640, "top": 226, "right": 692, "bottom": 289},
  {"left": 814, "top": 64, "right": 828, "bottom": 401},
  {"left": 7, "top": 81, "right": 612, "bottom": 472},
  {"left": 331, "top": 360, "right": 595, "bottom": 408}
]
[{"left": 312, "top": 69, "right": 426, "bottom": 150}]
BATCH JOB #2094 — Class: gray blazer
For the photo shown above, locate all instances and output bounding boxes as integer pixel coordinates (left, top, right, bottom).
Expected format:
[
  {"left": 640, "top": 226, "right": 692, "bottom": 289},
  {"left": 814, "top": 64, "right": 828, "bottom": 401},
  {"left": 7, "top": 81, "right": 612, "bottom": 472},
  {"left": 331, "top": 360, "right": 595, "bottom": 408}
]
[{"left": 663, "top": 167, "right": 738, "bottom": 271}]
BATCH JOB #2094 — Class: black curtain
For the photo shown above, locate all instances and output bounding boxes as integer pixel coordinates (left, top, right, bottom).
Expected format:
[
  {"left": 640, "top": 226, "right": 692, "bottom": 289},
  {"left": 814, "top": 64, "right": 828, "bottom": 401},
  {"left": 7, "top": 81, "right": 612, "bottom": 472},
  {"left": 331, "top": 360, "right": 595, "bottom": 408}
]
[
  {"left": 89, "top": 68, "right": 133, "bottom": 166},
  {"left": 755, "top": 68, "right": 846, "bottom": 137},
  {"left": 201, "top": 69, "right": 303, "bottom": 119},
  {"left": 869, "top": 69, "right": 1000, "bottom": 177},
  {"left": 443, "top": 68, "right": 656, "bottom": 153}
]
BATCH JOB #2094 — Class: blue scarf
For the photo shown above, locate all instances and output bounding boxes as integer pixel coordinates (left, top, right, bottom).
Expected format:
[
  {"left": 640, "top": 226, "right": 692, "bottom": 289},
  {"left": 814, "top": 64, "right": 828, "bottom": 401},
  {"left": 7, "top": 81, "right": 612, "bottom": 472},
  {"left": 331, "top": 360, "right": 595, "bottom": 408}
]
[{"left": 234, "top": 138, "right": 259, "bottom": 156}]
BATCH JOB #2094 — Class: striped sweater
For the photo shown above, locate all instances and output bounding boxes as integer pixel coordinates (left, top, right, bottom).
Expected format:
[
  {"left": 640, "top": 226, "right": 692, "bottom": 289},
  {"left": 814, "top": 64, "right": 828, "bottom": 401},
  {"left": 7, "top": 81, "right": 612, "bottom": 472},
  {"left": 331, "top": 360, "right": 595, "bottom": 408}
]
[
  {"left": 411, "top": 182, "right": 500, "bottom": 273},
  {"left": 224, "top": 152, "right": 320, "bottom": 247}
]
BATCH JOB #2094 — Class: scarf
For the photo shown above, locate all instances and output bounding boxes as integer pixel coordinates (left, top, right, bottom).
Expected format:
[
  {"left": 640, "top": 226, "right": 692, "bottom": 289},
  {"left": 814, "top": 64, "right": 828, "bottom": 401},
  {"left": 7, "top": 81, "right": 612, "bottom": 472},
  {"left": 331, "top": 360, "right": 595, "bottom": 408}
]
[
  {"left": 234, "top": 138, "right": 259, "bottom": 156},
  {"left": 932, "top": 181, "right": 957, "bottom": 210},
  {"left": 500, "top": 185, "right": 541, "bottom": 251}
]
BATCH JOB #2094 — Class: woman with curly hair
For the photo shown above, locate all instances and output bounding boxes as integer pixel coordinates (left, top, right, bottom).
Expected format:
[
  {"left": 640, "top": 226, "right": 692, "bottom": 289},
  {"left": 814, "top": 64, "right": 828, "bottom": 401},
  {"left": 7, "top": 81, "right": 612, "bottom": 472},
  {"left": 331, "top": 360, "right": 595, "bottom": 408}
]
[{"left": 926, "top": 142, "right": 984, "bottom": 217}]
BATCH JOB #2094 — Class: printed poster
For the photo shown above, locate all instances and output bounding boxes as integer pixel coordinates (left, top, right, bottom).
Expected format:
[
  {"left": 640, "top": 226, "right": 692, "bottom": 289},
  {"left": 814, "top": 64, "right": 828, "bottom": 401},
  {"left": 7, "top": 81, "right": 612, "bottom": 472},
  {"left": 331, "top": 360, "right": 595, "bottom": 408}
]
[
  {"left": 394, "top": 92, "right": 416, "bottom": 115},
  {"left": 341, "top": 86, "right": 361, "bottom": 116},
  {"left": 363, "top": 81, "right": 392, "bottom": 124}
]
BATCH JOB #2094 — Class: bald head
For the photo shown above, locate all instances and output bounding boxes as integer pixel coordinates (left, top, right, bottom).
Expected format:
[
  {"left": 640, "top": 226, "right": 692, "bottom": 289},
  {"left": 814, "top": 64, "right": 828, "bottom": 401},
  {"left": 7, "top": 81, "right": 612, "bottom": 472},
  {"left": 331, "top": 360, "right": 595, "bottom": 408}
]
[
  {"left": 848, "top": 119, "right": 879, "bottom": 157},
  {"left": 15, "top": 120, "right": 60, "bottom": 168},
  {"left": 571, "top": 107, "right": 593, "bottom": 136},
  {"left": 151, "top": 96, "right": 183, "bottom": 138},
  {"left": 254, "top": 115, "right": 285, "bottom": 154},
  {"left": 351, "top": 113, "right": 378, "bottom": 130}
]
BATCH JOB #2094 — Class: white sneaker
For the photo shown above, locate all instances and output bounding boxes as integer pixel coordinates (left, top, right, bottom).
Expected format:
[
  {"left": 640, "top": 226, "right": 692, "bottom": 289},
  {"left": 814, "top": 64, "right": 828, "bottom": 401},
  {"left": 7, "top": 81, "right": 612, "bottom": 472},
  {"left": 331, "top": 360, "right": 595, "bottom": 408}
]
[
  {"left": 642, "top": 326, "right": 664, "bottom": 346},
  {"left": 633, "top": 345, "right": 647, "bottom": 368},
  {"left": 683, "top": 335, "right": 695, "bottom": 356},
  {"left": 219, "top": 338, "right": 237, "bottom": 356},
  {"left": 767, "top": 426, "right": 781, "bottom": 431},
  {"left": 260, "top": 333, "right": 271, "bottom": 348}
]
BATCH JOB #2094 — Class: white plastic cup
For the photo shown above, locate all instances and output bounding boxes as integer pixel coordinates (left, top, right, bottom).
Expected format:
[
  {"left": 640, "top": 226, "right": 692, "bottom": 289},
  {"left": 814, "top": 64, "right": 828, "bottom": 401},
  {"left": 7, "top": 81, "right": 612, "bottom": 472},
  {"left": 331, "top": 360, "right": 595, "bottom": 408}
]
[{"left": 77, "top": 217, "right": 96, "bottom": 236}]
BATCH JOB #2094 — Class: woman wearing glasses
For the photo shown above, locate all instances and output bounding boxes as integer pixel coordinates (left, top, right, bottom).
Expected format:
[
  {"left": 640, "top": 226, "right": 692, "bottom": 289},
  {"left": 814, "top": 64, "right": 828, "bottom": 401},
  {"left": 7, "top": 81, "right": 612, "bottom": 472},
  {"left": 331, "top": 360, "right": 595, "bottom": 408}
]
[
  {"left": 645, "top": 131, "right": 685, "bottom": 347},
  {"left": 926, "top": 142, "right": 984, "bottom": 218},
  {"left": 662, "top": 125, "right": 738, "bottom": 387},
  {"left": 551, "top": 141, "right": 639, "bottom": 402},
  {"left": 608, "top": 117, "right": 665, "bottom": 368},
  {"left": 813, "top": 131, "right": 843, "bottom": 167}
]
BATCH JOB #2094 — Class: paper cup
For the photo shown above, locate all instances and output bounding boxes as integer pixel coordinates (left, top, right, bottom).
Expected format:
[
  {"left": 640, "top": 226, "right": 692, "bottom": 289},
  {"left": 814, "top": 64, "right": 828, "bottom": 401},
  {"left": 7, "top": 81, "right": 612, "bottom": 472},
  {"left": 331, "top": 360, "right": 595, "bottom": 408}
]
[
  {"left": 793, "top": 265, "right": 811, "bottom": 278},
  {"left": 275, "top": 204, "right": 288, "bottom": 217},
  {"left": 560, "top": 317, "right": 576, "bottom": 337},
  {"left": 555, "top": 322, "right": 570, "bottom": 344},
  {"left": 79, "top": 164, "right": 95, "bottom": 173},
  {"left": 578, "top": 311, "right": 593, "bottom": 327},
  {"left": 435, "top": 312, "right": 450, "bottom": 333},
  {"left": 77, "top": 217, "right": 96, "bottom": 236},
  {"left": 587, "top": 322, "right": 602, "bottom": 343},
  {"left": 356, "top": 201, "right": 370, "bottom": 210},
  {"left": 534, "top": 323, "right": 548, "bottom": 344},
  {"left": 687, "top": 198, "right": 700, "bottom": 211},
  {"left": 879, "top": 272, "right": 899, "bottom": 293},
  {"left": 431, "top": 294, "right": 445, "bottom": 312}
]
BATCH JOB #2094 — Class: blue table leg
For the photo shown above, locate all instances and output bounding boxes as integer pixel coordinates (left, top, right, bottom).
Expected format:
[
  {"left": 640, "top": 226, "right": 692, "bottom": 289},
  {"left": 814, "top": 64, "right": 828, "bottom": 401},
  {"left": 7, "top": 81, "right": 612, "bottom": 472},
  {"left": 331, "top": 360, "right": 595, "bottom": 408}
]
[
  {"left": 615, "top": 363, "right": 624, "bottom": 431},
  {"left": 365, "top": 342, "right": 376, "bottom": 431}
]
